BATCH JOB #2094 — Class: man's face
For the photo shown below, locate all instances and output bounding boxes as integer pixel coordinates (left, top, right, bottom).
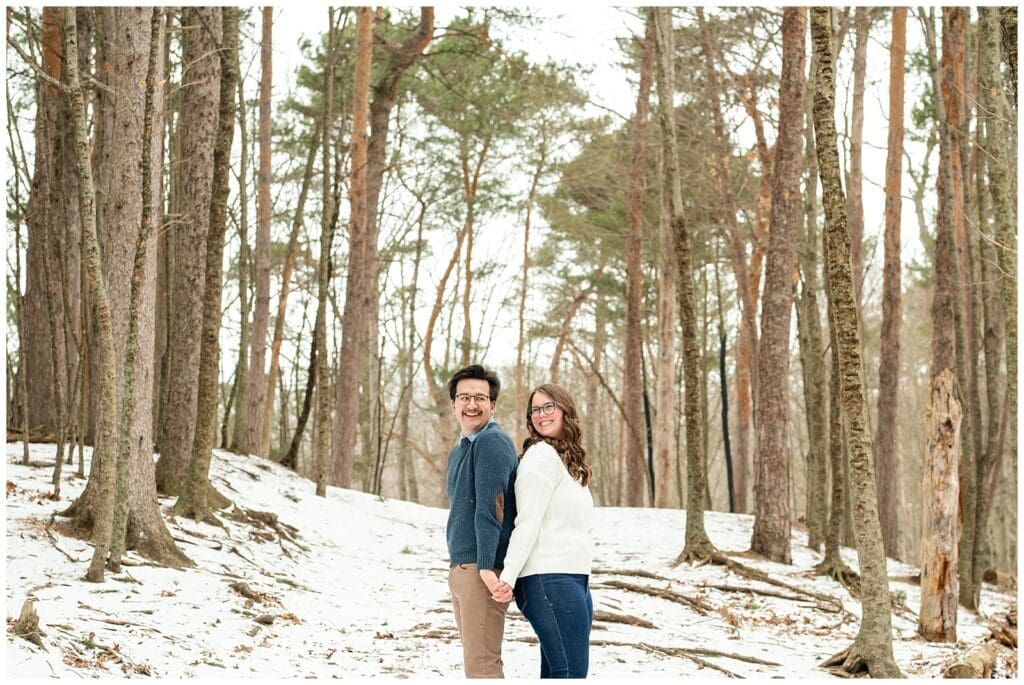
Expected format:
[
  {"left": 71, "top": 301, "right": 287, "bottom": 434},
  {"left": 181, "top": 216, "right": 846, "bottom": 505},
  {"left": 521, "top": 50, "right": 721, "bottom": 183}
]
[{"left": 451, "top": 378, "right": 495, "bottom": 437}]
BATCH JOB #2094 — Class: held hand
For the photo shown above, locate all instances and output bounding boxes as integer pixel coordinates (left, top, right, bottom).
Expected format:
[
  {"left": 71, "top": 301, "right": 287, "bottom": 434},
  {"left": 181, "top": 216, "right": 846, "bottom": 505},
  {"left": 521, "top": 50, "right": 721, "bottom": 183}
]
[
  {"left": 478, "top": 568, "right": 500, "bottom": 593},
  {"left": 491, "top": 581, "right": 513, "bottom": 604}
]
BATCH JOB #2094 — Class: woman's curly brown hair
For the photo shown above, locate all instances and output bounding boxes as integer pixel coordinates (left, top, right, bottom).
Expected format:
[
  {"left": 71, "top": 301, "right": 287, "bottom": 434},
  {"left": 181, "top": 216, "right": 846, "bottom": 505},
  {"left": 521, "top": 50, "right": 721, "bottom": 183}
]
[{"left": 522, "top": 383, "right": 591, "bottom": 486}]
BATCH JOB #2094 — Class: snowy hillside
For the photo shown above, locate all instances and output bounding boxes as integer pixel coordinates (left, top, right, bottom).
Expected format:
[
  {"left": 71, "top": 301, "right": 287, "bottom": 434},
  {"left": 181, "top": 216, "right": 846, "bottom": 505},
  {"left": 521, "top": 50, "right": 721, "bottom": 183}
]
[{"left": 5, "top": 442, "right": 1016, "bottom": 678}]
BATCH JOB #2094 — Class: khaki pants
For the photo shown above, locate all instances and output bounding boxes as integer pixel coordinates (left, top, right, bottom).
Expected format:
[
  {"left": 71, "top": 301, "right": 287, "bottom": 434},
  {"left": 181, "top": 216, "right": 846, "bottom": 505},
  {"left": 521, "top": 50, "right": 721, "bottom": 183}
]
[{"left": 448, "top": 562, "right": 509, "bottom": 678}]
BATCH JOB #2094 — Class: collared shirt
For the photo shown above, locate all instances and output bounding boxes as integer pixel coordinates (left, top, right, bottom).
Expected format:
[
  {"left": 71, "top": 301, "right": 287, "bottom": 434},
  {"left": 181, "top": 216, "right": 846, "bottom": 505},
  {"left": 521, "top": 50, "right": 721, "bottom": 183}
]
[{"left": 459, "top": 418, "right": 496, "bottom": 447}]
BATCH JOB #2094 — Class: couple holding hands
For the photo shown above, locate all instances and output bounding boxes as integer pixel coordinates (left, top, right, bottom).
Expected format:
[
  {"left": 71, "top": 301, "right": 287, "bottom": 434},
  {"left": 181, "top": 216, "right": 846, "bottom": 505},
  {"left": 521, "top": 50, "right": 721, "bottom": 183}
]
[{"left": 445, "top": 364, "right": 594, "bottom": 679}]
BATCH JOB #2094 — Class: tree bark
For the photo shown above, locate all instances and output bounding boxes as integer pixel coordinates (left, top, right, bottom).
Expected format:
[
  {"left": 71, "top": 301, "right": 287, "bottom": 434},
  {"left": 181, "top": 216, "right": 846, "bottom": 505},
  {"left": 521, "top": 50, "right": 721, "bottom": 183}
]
[
  {"left": 242, "top": 5, "right": 273, "bottom": 457},
  {"left": 22, "top": 7, "right": 81, "bottom": 439},
  {"left": 154, "top": 7, "right": 221, "bottom": 495},
  {"left": 976, "top": 5, "right": 1017, "bottom": 604},
  {"left": 331, "top": 7, "right": 374, "bottom": 489},
  {"left": 174, "top": 6, "right": 237, "bottom": 522},
  {"left": 795, "top": 44, "right": 828, "bottom": 551},
  {"left": 313, "top": 9, "right": 340, "bottom": 497},
  {"left": 750, "top": 7, "right": 805, "bottom": 566},
  {"left": 228, "top": 29, "right": 251, "bottom": 455},
  {"left": 652, "top": 7, "right": 679, "bottom": 510},
  {"left": 622, "top": 14, "right": 655, "bottom": 508},
  {"left": 811, "top": 7, "right": 901, "bottom": 677},
  {"left": 61, "top": 6, "right": 189, "bottom": 572},
  {"left": 918, "top": 370, "right": 961, "bottom": 642},
  {"left": 847, "top": 7, "right": 868, "bottom": 305},
  {"left": 107, "top": 7, "right": 164, "bottom": 573},
  {"left": 874, "top": 7, "right": 906, "bottom": 562}
]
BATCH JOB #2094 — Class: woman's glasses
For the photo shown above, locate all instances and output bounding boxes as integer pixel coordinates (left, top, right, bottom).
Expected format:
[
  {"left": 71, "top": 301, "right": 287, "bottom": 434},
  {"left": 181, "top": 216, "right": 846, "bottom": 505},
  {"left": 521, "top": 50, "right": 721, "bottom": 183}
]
[{"left": 528, "top": 402, "right": 559, "bottom": 418}]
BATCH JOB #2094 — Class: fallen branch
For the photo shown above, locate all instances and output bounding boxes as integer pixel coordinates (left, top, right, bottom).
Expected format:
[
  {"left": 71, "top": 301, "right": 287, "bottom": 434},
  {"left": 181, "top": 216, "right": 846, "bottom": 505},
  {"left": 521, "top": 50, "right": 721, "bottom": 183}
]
[
  {"left": 593, "top": 579, "right": 711, "bottom": 615},
  {"left": 45, "top": 515, "right": 82, "bottom": 563},
  {"left": 942, "top": 643, "right": 996, "bottom": 678},
  {"left": 593, "top": 609, "right": 656, "bottom": 629}
]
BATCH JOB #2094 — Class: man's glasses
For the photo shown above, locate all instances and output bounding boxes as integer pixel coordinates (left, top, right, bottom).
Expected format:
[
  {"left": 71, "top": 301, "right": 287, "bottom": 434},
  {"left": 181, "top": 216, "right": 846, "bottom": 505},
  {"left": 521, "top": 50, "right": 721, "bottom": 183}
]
[
  {"left": 454, "top": 393, "right": 492, "bottom": 405},
  {"left": 528, "top": 402, "right": 559, "bottom": 418}
]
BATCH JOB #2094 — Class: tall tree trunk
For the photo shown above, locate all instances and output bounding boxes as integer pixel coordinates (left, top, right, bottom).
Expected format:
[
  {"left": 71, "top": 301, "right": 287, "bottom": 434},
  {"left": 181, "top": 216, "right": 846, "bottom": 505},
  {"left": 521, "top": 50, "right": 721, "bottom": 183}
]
[
  {"left": 107, "top": 7, "right": 164, "bottom": 573},
  {"left": 814, "top": 273, "right": 857, "bottom": 587},
  {"left": 22, "top": 7, "right": 82, "bottom": 440},
  {"left": 795, "top": 42, "right": 828, "bottom": 551},
  {"left": 622, "top": 14, "right": 655, "bottom": 508},
  {"left": 652, "top": 7, "right": 678, "bottom": 510},
  {"left": 874, "top": 7, "right": 906, "bottom": 562},
  {"left": 331, "top": 7, "right": 373, "bottom": 489},
  {"left": 262, "top": 116, "right": 320, "bottom": 460},
  {"left": 313, "top": 9, "right": 340, "bottom": 497},
  {"left": 63, "top": 7, "right": 119, "bottom": 582},
  {"left": 358, "top": 6, "right": 433, "bottom": 485},
  {"left": 398, "top": 197, "right": 427, "bottom": 502},
  {"left": 515, "top": 139, "right": 546, "bottom": 450},
  {"left": 977, "top": 5, "right": 1017, "bottom": 601},
  {"left": 847, "top": 7, "right": 868, "bottom": 305},
  {"left": 918, "top": 370, "right": 962, "bottom": 641},
  {"left": 242, "top": 5, "right": 273, "bottom": 457},
  {"left": 229, "top": 31, "right": 252, "bottom": 455},
  {"left": 174, "top": 7, "right": 237, "bottom": 522},
  {"left": 154, "top": 7, "right": 221, "bottom": 495},
  {"left": 1001, "top": 9, "right": 1018, "bottom": 109},
  {"left": 697, "top": 10, "right": 758, "bottom": 514},
  {"left": 811, "top": 8, "right": 901, "bottom": 677},
  {"left": 750, "top": 7, "right": 805, "bottom": 566},
  {"left": 938, "top": 9, "right": 981, "bottom": 611},
  {"left": 62, "top": 6, "right": 188, "bottom": 572}
]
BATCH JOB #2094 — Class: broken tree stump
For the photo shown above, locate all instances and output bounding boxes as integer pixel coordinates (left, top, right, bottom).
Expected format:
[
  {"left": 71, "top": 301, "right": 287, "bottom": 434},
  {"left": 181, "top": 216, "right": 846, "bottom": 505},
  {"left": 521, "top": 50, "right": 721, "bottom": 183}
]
[
  {"left": 988, "top": 608, "right": 1017, "bottom": 648},
  {"left": 11, "top": 599, "right": 45, "bottom": 648},
  {"left": 942, "top": 643, "right": 996, "bottom": 678}
]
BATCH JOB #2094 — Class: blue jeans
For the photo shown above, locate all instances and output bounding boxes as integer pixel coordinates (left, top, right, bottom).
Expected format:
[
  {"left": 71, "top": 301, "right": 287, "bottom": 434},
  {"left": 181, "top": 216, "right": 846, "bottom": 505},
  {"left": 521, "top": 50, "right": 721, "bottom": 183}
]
[{"left": 513, "top": 573, "right": 593, "bottom": 678}]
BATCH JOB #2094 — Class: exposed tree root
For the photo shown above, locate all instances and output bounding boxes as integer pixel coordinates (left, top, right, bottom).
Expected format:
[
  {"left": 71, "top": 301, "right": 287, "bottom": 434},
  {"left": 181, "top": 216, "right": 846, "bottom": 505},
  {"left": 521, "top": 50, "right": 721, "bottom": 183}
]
[
  {"left": 672, "top": 538, "right": 718, "bottom": 567},
  {"left": 593, "top": 578, "right": 712, "bottom": 615},
  {"left": 594, "top": 567, "right": 676, "bottom": 583},
  {"left": 592, "top": 638, "right": 781, "bottom": 676},
  {"left": 813, "top": 555, "right": 861, "bottom": 599},
  {"left": 820, "top": 639, "right": 902, "bottom": 678},
  {"left": 713, "top": 553, "right": 845, "bottom": 612}
]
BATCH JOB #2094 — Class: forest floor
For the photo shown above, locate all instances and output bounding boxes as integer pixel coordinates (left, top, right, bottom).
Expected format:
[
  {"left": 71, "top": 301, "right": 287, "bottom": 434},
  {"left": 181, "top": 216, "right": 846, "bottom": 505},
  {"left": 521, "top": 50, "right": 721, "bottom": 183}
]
[{"left": 4, "top": 441, "right": 1017, "bottom": 679}]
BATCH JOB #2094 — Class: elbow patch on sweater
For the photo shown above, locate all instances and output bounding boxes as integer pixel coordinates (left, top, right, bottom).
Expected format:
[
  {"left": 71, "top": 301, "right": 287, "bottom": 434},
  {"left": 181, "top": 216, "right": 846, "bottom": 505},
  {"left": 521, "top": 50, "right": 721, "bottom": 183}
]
[{"left": 495, "top": 492, "right": 504, "bottom": 525}]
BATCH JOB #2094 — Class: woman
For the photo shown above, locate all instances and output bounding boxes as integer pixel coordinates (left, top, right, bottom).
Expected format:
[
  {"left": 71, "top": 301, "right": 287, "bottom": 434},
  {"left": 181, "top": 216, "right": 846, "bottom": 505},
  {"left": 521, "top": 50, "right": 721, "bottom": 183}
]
[{"left": 491, "top": 383, "right": 594, "bottom": 678}]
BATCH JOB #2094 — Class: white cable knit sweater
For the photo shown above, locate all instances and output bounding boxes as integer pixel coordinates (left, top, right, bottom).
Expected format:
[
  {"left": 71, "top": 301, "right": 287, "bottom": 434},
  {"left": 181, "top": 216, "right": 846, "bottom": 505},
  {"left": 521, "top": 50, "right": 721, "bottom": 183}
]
[{"left": 499, "top": 441, "right": 593, "bottom": 586}]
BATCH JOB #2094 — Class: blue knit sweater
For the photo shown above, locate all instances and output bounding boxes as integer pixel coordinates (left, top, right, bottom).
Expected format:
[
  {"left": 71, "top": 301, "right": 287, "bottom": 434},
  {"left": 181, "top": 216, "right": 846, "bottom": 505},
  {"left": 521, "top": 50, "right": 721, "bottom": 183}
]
[{"left": 445, "top": 421, "right": 518, "bottom": 570}]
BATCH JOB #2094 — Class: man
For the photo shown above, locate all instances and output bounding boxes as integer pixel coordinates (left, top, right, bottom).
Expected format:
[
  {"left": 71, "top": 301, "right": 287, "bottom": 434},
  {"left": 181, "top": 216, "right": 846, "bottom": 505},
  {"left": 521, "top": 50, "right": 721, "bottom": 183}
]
[{"left": 445, "top": 364, "right": 518, "bottom": 678}]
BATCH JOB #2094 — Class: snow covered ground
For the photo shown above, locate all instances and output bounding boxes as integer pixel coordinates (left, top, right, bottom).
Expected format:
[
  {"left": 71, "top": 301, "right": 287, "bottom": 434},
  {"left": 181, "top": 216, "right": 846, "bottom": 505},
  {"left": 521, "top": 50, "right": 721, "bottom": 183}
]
[{"left": 5, "top": 442, "right": 1016, "bottom": 678}]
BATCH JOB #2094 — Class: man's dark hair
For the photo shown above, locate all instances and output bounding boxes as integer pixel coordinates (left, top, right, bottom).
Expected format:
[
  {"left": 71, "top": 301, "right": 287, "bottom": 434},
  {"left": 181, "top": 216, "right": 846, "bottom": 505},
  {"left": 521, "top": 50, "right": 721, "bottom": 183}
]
[{"left": 448, "top": 364, "right": 500, "bottom": 401}]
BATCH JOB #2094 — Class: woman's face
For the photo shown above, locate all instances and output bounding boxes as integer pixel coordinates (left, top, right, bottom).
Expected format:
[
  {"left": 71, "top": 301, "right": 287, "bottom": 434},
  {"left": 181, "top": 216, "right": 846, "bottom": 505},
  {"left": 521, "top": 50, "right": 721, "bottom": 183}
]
[{"left": 529, "top": 390, "right": 564, "bottom": 441}]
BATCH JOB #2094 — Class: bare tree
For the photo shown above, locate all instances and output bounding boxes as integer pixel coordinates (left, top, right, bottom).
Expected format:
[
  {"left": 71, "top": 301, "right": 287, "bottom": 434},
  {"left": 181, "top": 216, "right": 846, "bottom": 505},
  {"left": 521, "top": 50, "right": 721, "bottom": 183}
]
[
  {"left": 874, "top": 7, "right": 906, "bottom": 561},
  {"left": 155, "top": 7, "right": 222, "bottom": 495},
  {"left": 242, "top": 5, "right": 274, "bottom": 457},
  {"left": 331, "top": 6, "right": 374, "bottom": 489},
  {"left": 811, "top": 7, "right": 900, "bottom": 676},
  {"left": 750, "top": 7, "right": 805, "bottom": 566},
  {"left": 651, "top": 7, "right": 679, "bottom": 509},
  {"left": 622, "top": 13, "right": 655, "bottom": 507},
  {"left": 174, "top": 6, "right": 238, "bottom": 522}
]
